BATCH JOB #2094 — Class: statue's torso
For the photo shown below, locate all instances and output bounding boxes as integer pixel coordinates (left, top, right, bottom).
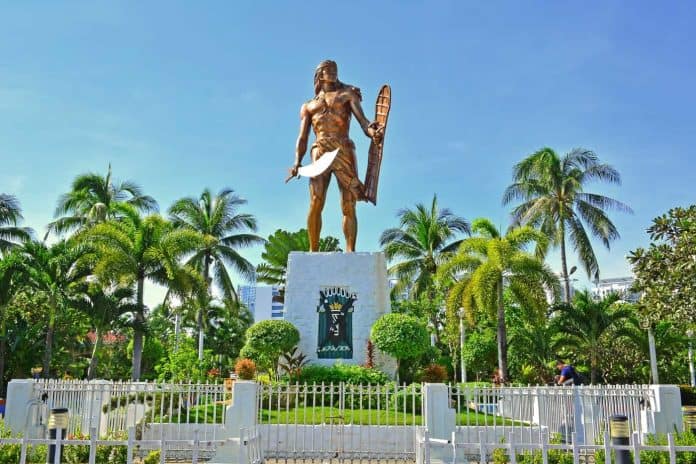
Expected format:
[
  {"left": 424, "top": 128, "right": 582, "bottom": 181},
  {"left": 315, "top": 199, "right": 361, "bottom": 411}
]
[{"left": 306, "top": 88, "right": 354, "bottom": 139}]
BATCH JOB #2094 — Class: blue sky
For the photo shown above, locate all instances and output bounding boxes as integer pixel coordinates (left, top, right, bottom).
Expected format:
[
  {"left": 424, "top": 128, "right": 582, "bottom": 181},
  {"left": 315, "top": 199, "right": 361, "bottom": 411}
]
[{"left": 2, "top": 1, "right": 696, "bottom": 304}]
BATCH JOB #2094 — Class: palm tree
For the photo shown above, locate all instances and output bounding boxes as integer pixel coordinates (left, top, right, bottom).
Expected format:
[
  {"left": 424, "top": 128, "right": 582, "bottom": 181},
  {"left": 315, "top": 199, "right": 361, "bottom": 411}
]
[
  {"left": 85, "top": 205, "right": 203, "bottom": 380},
  {"left": 440, "top": 218, "right": 559, "bottom": 381},
  {"left": 47, "top": 165, "right": 157, "bottom": 238},
  {"left": 256, "top": 229, "right": 342, "bottom": 288},
  {"left": 503, "top": 148, "right": 631, "bottom": 302},
  {"left": 0, "top": 252, "right": 24, "bottom": 391},
  {"left": 168, "top": 188, "right": 264, "bottom": 300},
  {"left": 550, "top": 290, "right": 638, "bottom": 384},
  {"left": 380, "top": 195, "right": 470, "bottom": 299},
  {"left": 0, "top": 194, "right": 32, "bottom": 254},
  {"left": 69, "top": 282, "right": 136, "bottom": 379},
  {"left": 19, "top": 240, "right": 88, "bottom": 377}
]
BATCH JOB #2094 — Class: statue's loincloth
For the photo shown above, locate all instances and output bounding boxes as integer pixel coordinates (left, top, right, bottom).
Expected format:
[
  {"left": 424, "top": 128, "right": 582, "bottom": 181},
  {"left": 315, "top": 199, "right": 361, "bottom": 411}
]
[{"left": 311, "top": 136, "right": 366, "bottom": 200}]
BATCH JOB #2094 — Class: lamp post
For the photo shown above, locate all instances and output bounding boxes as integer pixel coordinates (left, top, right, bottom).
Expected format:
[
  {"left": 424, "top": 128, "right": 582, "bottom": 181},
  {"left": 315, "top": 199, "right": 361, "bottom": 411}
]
[
  {"left": 458, "top": 307, "right": 467, "bottom": 384},
  {"left": 688, "top": 329, "right": 695, "bottom": 387}
]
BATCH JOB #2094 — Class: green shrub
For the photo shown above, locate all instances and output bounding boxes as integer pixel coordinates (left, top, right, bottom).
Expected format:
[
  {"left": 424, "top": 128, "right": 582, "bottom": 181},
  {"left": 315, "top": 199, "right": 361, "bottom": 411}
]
[
  {"left": 293, "top": 363, "right": 390, "bottom": 385},
  {"left": 143, "top": 449, "right": 161, "bottom": 464}
]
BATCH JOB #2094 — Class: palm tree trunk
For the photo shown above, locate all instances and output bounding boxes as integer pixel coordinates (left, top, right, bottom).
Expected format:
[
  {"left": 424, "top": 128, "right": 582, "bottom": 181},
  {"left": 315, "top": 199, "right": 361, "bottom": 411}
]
[
  {"left": 197, "top": 307, "right": 204, "bottom": 361},
  {"left": 198, "top": 253, "right": 212, "bottom": 361},
  {"left": 42, "top": 296, "right": 56, "bottom": 378},
  {"left": 132, "top": 276, "right": 145, "bottom": 381},
  {"left": 559, "top": 222, "right": 571, "bottom": 303},
  {"left": 590, "top": 352, "right": 597, "bottom": 385},
  {"left": 0, "top": 311, "right": 6, "bottom": 394},
  {"left": 87, "top": 327, "right": 102, "bottom": 380},
  {"left": 496, "top": 280, "right": 509, "bottom": 381}
]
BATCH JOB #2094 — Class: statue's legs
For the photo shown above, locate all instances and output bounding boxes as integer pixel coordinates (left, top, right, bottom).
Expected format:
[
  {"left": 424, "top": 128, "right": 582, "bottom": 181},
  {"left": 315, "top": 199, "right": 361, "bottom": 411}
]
[
  {"left": 340, "top": 185, "right": 357, "bottom": 252},
  {"left": 308, "top": 172, "right": 330, "bottom": 252}
]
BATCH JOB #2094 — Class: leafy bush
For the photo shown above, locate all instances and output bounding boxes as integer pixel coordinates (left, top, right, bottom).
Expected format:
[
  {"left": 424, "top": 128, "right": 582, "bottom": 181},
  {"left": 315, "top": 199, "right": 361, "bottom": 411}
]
[
  {"left": 418, "top": 364, "right": 448, "bottom": 383},
  {"left": 242, "top": 320, "right": 300, "bottom": 372},
  {"left": 63, "top": 431, "right": 90, "bottom": 464},
  {"left": 235, "top": 358, "right": 257, "bottom": 380},
  {"left": 143, "top": 449, "right": 161, "bottom": 464},
  {"left": 370, "top": 314, "right": 430, "bottom": 362},
  {"left": 293, "top": 363, "right": 390, "bottom": 385},
  {"left": 0, "top": 419, "right": 49, "bottom": 463}
]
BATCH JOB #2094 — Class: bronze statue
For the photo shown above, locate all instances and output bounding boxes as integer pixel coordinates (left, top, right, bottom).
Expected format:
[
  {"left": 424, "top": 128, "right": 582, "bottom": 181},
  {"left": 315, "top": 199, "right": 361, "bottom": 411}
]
[{"left": 287, "top": 60, "right": 390, "bottom": 252}]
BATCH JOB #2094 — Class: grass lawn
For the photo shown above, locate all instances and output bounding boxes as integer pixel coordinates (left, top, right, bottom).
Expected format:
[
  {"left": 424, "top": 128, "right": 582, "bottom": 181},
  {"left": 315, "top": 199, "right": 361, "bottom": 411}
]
[{"left": 166, "top": 403, "right": 522, "bottom": 426}]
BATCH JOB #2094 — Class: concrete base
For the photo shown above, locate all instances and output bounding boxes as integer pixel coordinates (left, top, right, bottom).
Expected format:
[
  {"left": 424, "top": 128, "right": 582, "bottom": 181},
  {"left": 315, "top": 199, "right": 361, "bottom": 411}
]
[{"left": 284, "top": 252, "right": 395, "bottom": 373}]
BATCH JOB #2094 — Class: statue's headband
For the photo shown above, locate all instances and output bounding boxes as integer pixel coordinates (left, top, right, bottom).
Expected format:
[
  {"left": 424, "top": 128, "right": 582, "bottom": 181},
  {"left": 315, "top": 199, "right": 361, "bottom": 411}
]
[{"left": 315, "top": 60, "right": 337, "bottom": 72}]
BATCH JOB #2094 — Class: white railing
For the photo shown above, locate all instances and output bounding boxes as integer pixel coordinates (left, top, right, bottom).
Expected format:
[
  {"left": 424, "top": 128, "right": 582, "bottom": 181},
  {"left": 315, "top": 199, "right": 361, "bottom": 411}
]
[
  {"left": 448, "top": 384, "right": 654, "bottom": 445},
  {"left": 416, "top": 428, "right": 696, "bottom": 464},
  {"left": 257, "top": 382, "right": 422, "bottom": 460},
  {"left": 32, "top": 379, "right": 229, "bottom": 443},
  {"left": 0, "top": 427, "right": 263, "bottom": 464}
]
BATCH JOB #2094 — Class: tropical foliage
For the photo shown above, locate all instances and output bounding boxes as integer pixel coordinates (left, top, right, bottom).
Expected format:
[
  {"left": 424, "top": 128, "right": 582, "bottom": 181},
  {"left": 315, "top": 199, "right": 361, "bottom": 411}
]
[
  {"left": 380, "top": 195, "right": 470, "bottom": 298},
  {"left": 439, "top": 218, "right": 559, "bottom": 381},
  {"left": 629, "top": 205, "right": 696, "bottom": 325},
  {"left": 4, "top": 155, "right": 694, "bottom": 389},
  {"left": 503, "top": 147, "right": 631, "bottom": 301}
]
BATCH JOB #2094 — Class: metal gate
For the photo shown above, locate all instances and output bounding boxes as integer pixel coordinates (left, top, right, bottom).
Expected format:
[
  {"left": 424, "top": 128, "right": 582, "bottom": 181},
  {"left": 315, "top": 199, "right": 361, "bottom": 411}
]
[{"left": 257, "top": 382, "right": 421, "bottom": 462}]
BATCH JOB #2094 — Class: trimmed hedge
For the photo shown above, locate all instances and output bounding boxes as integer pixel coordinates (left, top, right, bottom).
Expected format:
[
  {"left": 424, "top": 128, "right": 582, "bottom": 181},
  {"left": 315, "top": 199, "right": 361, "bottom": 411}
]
[{"left": 292, "top": 363, "right": 390, "bottom": 385}]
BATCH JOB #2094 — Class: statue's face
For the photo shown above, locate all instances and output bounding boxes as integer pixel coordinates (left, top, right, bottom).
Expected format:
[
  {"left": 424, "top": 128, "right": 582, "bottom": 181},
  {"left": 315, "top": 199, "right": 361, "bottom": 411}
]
[{"left": 319, "top": 65, "right": 338, "bottom": 83}]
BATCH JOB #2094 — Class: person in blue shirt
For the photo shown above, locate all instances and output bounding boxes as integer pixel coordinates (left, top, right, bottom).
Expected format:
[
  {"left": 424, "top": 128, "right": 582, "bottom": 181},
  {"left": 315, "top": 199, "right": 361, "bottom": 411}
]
[{"left": 555, "top": 359, "right": 578, "bottom": 386}]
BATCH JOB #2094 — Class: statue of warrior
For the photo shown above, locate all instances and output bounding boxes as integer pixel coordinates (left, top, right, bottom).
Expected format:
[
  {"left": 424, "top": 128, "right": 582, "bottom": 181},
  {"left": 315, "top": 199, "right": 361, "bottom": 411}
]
[{"left": 288, "top": 60, "right": 384, "bottom": 252}]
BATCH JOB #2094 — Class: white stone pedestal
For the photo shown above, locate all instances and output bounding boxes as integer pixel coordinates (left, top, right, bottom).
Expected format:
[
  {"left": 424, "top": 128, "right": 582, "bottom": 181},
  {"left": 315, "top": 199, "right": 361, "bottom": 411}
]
[{"left": 284, "top": 252, "right": 395, "bottom": 374}]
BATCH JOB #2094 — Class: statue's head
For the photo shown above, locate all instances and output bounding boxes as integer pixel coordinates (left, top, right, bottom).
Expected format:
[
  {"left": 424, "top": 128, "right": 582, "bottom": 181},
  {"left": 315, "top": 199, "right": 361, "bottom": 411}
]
[{"left": 314, "top": 60, "right": 338, "bottom": 94}]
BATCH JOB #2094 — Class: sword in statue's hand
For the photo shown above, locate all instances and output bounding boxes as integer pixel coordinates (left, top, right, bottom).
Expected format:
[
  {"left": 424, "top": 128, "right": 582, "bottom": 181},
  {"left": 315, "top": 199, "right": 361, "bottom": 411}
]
[{"left": 285, "top": 149, "right": 339, "bottom": 183}]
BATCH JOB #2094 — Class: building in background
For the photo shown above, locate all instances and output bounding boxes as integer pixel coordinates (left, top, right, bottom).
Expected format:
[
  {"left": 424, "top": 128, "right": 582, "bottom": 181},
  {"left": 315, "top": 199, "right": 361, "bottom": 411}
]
[
  {"left": 591, "top": 277, "right": 639, "bottom": 302},
  {"left": 238, "top": 284, "right": 285, "bottom": 321}
]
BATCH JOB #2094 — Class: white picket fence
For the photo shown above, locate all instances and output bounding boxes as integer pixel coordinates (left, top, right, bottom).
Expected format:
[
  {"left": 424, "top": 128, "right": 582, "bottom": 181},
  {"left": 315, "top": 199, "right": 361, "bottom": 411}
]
[
  {"left": 417, "top": 428, "right": 696, "bottom": 464},
  {"left": 0, "top": 425, "right": 261, "bottom": 464},
  {"left": 2, "top": 379, "right": 687, "bottom": 463}
]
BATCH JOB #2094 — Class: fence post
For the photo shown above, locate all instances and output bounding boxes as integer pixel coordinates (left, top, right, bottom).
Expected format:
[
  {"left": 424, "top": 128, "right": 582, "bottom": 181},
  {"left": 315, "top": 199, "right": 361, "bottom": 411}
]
[
  {"left": 19, "top": 435, "right": 28, "bottom": 464},
  {"left": 223, "top": 381, "right": 258, "bottom": 439},
  {"left": 88, "top": 426, "right": 97, "bottom": 464},
  {"left": 192, "top": 429, "right": 200, "bottom": 464},
  {"left": 422, "top": 383, "right": 455, "bottom": 464},
  {"left": 126, "top": 427, "right": 135, "bottom": 464},
  {"left": 632, "top": 431, "right": 641, "bottom": 464},
  {"left": 667, "top": 433, "right": 676, "bottom": 464},
  {"left": 610, "top": 415, "right": 631, "bottom": 464},
  {"left": 478, "top": 430, "right": 486, "bottom": 464},
  {"left": 540, "top": 430, "right": 549, "bottom": 464}
]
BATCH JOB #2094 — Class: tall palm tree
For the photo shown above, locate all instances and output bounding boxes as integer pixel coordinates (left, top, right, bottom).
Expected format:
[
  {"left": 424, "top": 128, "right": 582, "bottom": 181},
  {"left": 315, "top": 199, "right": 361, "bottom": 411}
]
[
  {"left": 69, "top": 282, "right": 136, "bottom": 379},
  {"left": 0, "top": 194, "right": 32, "bottom": 254},
  {"left": 380, "top": 195, "right": 470, "bottom": 299},
  {"left": 85, "top": 205, "right": 203, "bottom": 380},
  {"left": 47, "top": 165, "right": 157, "bottom": 238},
  {"left": 168, "top": 188, "right": 265, "bottom": 300},
  {"left": 256, "top": 229, "right": 342, "bottom": 288},
  {"left": 503, "top": 148, "right": 632, "bottom": 301},
  {"left": 550, "top": 290, "right": 638, "bottom": 384},
  {"left": 440, "top": 218, "right": 559, "bottom": 381},
  {"left": 19, "top": 240, "right": 88, "bottom": 377}
]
